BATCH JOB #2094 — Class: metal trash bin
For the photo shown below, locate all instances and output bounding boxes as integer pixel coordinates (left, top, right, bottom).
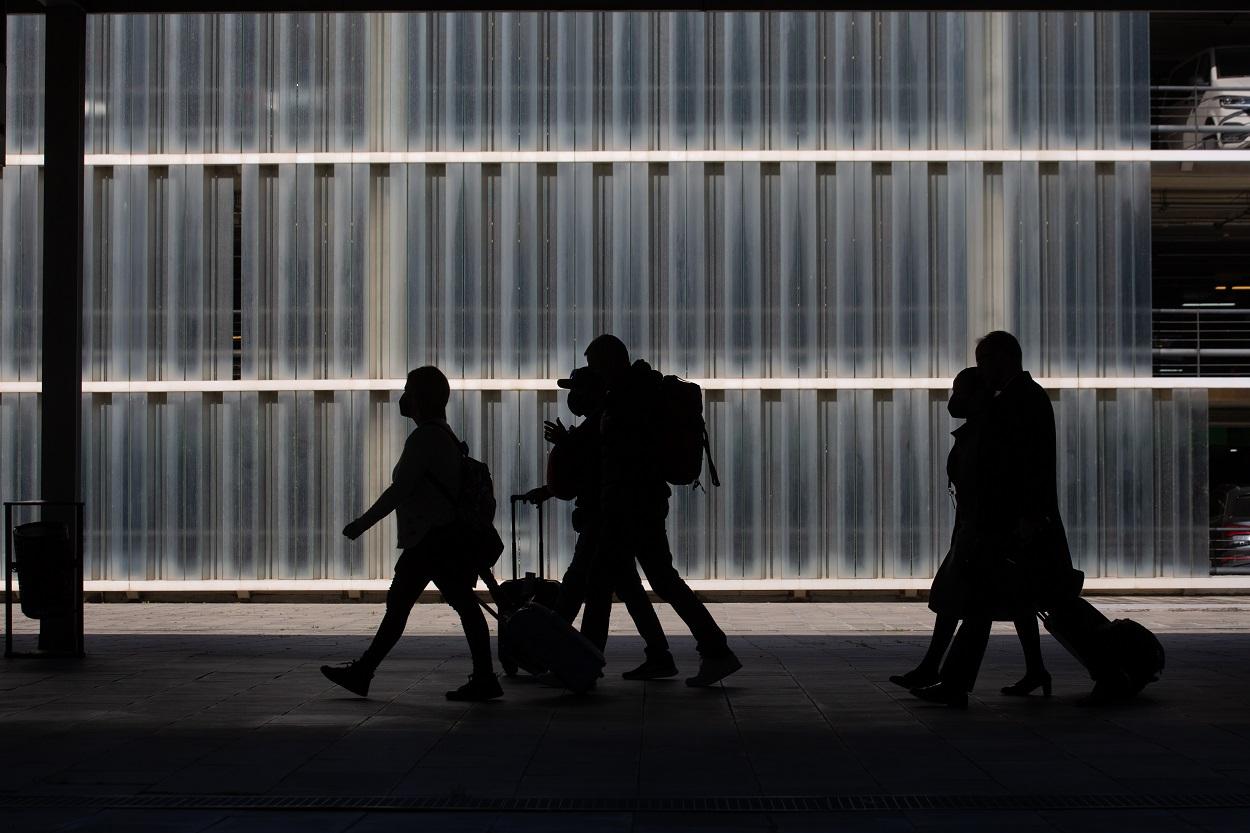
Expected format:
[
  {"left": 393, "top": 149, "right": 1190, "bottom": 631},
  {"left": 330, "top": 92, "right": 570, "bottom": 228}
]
[
  {"left": 14, "top": 521, "right": 76, "bottom": 620},
  {"left": 5, "top": 501, "right": 85, "bottom": 658}
]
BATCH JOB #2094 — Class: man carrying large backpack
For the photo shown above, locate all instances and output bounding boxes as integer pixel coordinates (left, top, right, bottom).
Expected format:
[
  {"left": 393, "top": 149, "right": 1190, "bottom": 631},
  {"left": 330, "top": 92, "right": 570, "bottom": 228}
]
[
  {"left": 523, "top": 365, "right": 677, "bottom": 680},
  {"left": 582, "top": 334, "right": 742, "bottom": 687},
  {"left": 321, "top": 366, "right": 504, "bottom": 702}
]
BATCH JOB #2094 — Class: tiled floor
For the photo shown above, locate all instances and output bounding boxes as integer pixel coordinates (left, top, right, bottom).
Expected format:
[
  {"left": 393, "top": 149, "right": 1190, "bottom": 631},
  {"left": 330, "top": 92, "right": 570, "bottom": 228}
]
[{"left": 2, "top": 598, "right": 1249, "bottom": 832}]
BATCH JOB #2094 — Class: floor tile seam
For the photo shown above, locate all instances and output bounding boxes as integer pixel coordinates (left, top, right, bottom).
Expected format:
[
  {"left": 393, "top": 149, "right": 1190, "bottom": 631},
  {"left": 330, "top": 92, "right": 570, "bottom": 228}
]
[
  {"left": 737, "top": 635, "right": 882, "bottom": 791},
  {"left": 9, "top": 793, "right": 1250, "bottom": 813},
  {"left": 381, "top": 651, "right": 482, "bottom": 787},
  {"left": 508, "top": 703, "right": 558, "bottom": 803},
  {"left": 73, "top": 721, "right": 242, "bottom": 786},
  {"left": 247, "top": 654, "right": 457, "bottom": 794},
  {"left": 633, "top": 672, "right": 652, "bottom": 808},
  {"left": 717, "top": 678, "right": 769, "bottom": 799}
]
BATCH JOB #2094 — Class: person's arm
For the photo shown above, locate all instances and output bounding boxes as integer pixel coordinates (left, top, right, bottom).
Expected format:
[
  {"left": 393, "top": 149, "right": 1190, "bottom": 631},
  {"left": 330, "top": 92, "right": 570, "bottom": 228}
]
[
  {"left": 521, "top": 485, "right": 553, "bottom": 505},
  {"left": 343, "top": 431, "right": 423, "bottom": 540},
  {"left": 544, "top": 418, "right": 569, "bottom": 446},
  {"left": 343, "top": 485, "right": 403, "bottom": 540}
]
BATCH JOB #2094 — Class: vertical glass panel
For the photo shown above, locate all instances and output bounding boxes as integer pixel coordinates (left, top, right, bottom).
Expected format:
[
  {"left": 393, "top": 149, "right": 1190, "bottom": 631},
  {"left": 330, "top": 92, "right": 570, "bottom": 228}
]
[{"left": 0, "top": 11, "right": 1211, "bottom": 583}]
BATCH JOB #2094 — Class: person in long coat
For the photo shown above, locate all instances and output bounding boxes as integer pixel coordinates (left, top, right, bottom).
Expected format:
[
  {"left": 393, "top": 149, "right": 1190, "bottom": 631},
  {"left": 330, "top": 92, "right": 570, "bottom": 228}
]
[
  {"left": 890, "top": 366, "right": 1052, "bottom": 694},
  {"left": 910, "top": 332, "right": 1077, "bottom": 709}
]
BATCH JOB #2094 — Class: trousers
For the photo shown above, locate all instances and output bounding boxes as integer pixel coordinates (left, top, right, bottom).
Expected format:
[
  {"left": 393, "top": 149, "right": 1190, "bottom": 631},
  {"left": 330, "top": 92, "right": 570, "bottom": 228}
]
[
  {"left": 555, "top": 526, "right": 670, "bottom": 657},
  {"left": 583, "top": 515, "right": 729, "bottom": 659},
  {"left": 360, "top": 528, "right": 493, "bottom": 677}
]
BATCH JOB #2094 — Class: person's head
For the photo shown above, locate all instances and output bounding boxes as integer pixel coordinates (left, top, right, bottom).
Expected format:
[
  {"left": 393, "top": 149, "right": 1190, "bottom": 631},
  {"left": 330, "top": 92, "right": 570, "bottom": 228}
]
[
  {"left": 400, "top": 366, "right": 450, "bottom": 422},
  {"left": 948, "top": 366, "right": 990, "bottom": 419},
  {"left": 974, "top": 330, "right": 1023, "bottom": 392},
  {"left": 558, "top": 366, "right": 607, "bottom": 417},
  {"left": 583, "top": 334, "right": 631, "bottom": 387}
]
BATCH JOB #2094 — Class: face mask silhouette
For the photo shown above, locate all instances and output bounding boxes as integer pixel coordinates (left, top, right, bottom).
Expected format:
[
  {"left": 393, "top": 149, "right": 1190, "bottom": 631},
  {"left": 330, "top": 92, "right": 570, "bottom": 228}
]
[
  {"left": 567, "top": 386, "right": 604, "bottom": 417},
  {"left": 560, "top": 366, "right": 606, "bottom": 417}
]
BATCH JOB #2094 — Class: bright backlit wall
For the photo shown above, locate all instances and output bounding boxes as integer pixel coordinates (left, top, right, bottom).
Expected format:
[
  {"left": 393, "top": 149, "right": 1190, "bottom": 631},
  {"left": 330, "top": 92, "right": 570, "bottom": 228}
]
[{"left": 0, "top": 12, "right": 1210, "bottom": 583}]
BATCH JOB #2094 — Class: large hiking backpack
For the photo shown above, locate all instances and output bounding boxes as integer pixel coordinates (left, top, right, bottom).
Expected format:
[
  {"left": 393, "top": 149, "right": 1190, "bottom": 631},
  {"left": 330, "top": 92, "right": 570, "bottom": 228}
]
[
  {"left": 655, "top": 375, "right": 721, "bottom": 489},
  {"left": 427, "top": 424, "right": 505, "bottom": 569}
]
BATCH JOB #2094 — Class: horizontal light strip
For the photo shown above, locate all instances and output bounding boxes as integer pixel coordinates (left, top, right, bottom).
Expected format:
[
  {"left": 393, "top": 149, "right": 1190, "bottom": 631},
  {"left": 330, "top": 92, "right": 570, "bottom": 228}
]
[
  {"left": 75, "top": 378, "right": 558, "bottom": 393},
  {"left": 51, "top": 576, "right": 1250, "bottom": 593},
  {"left": 4, "top": 377, "right": 1250, "bottom": 394},
  {"left": 6, "top": 149, "right": 1250, "bottom": 167}
]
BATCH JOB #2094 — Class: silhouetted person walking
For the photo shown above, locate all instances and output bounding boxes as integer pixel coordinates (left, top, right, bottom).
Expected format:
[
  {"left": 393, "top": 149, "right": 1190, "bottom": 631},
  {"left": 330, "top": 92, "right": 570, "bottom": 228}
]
[
  {"left": 523, "top": 366, "right": 677, "bottom": 680},
  {"left": 321, "top": 366, "right": 502, "bottom": 702},
  {"left": 581, "top": 334, "right": 741, "bottom": 687},
  {"left": 910, "top": 332, "right": 1074, "bottom": 709},
  {"left": 891, "top": 366, "right": 1050, "bottom": 695}
]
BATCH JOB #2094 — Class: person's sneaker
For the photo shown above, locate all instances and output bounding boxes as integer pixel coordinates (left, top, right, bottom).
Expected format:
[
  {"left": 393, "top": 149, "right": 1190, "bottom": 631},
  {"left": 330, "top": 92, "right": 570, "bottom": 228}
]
[
  {"left": 622, "top": 654, "right": 679, "bottom": 680},
  {"left": 320, "top": 661, "right": 373, "bottom": 697},
  {"left": 445, "top": 674, "right": 504, "bottom": 702},
  {"left": 685, "top": 652, "right": 743, "bottom": 687}
]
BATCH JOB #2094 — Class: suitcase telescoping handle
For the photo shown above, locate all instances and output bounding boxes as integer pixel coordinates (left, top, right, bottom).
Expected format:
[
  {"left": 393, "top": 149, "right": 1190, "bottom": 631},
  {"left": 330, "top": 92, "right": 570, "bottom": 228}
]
[
  {"left": 510, "top": 496, "right": 519, "bottom": 580},
  {"left": 508, "top": 494, "right": 545, "bottom": 580},
  {"left": 476, "top": 568, "right": 504, "bottom": 620}
]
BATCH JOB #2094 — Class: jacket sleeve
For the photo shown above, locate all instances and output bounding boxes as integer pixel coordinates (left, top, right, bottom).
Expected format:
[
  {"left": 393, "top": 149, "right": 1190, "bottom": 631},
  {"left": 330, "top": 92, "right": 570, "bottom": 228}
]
[
  {"left": 1029, "top": 388, "right": 1061, "bottom": 518},
  {"left": 356, "top": 430, "right": 425, "bottom": 529},
  {"left": 1005, "top": 385, "right": 1059, "bottom": 526}
]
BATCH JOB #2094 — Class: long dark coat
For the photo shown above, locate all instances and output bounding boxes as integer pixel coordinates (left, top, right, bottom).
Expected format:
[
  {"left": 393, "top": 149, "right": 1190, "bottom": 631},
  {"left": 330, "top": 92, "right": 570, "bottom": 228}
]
[
  {"left": 964, "top": 371, "right": 1078, "bottom": 615},
  {"left": 927, "top": 421, "right": 977, "bottom": 616}
]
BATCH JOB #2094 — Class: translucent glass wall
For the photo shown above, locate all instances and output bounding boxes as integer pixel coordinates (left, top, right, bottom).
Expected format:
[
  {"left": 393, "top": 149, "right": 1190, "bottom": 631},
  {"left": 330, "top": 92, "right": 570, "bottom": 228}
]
[
  {"left": 0, "top": 12, "right": 1211, "bottom": 583},
  {"left": 0, "top": 14, "right": 42, "bottom": 525}
]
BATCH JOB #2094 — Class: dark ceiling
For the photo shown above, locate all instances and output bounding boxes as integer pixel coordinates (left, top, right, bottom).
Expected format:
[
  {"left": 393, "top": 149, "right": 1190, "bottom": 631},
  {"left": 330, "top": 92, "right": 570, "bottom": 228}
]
[
  {"left": 1151, "top": 12, "right": 1250, "bottom": 81},
  {"left": 10, "top": 2, "right": 1250, "bottom": 15}
]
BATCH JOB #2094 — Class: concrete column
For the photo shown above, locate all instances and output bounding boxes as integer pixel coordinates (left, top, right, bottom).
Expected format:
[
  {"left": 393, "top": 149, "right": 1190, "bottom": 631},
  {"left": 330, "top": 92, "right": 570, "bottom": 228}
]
[
  {"left": 38, "top": 5, "right": 86, "bottom": 655},
  {"left": 40, "top": 5, "right": 86, "bottom": 504}
]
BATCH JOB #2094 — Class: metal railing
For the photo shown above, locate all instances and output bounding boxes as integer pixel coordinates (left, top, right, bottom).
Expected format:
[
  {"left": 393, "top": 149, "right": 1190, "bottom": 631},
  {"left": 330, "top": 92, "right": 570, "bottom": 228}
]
[
  {"left": 1150, "top": 84, "right": 1250, "bottom": 150},
  {"left": 1153, "top": 307, "right": 1250, "bottom": 376}
]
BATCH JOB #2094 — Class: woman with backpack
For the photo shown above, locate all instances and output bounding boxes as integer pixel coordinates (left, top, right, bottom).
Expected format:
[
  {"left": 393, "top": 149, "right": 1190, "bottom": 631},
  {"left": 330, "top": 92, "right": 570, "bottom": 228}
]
[{"left": 320, "top": 366, "right": 503, "bottom": 703}]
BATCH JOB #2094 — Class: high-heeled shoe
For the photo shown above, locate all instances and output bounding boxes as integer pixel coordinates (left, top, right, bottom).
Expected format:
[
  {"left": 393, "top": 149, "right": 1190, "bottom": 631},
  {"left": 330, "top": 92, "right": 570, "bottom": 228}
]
[
  {"left": 889, "top": 667, "right": 940, "bottom": 690},
  {"left": 1001, "top": 671, "right": 1052, "bottom": 697}
]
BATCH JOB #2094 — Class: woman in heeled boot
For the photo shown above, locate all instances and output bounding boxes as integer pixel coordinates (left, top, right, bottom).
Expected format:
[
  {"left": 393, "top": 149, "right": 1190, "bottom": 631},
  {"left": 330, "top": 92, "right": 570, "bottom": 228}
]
[{"left": 890, "top": 366, "right": 1051, "bottom": 699}]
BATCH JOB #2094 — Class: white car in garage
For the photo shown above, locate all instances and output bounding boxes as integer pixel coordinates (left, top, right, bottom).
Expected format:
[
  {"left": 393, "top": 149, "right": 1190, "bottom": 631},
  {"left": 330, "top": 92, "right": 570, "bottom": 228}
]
[{"left": 1167, "top": 46, "right": 1250, "bottom": 150}]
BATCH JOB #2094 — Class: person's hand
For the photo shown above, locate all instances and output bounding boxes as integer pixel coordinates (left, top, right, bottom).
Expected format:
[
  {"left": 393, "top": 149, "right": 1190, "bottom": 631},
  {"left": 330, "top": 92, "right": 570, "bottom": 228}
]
[
  {"left": 543, "top": 418, "right": 569, "bottom": 445},
  {"left": 522, "top": 486, "right": 551, "bottom": 506},
  {"left": 342, "top": 518, "right": 368, "bottom": 541}
]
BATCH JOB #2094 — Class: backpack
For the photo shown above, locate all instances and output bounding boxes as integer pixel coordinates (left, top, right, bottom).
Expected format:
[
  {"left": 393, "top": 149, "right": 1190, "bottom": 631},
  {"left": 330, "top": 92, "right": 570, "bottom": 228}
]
[
  {"left": 655, "top": 375, "right": 721, "bottom": 489},
  {"left": 426, "top": 424, "right": 505, "bottom": 569}
]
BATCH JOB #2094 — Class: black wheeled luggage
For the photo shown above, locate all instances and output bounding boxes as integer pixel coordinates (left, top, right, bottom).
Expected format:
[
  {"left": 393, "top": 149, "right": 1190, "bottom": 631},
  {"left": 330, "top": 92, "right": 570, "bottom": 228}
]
[
  {"left": 476, "top": 572, "right": 605, "bottom": 694},
  {"left": 493, "top": 496, "right": 562, "bottom": 676},
  {"left": 1040, "top": 594, "right": 1165, "bottom": 701},
  {"left": 474, "top": 495, "right": 604, "bottom": 692},
  {"left": 487, "top": 592, "right": 605, "bottom": 693}
]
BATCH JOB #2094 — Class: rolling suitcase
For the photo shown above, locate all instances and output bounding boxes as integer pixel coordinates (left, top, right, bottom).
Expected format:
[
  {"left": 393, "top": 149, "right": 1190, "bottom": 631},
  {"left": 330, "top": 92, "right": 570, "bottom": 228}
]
[
  {"left": 493, "top": 496, "right": 562, "bottom": 676},
  {"left": 1040, "top": 594, "right": 1165, "bottom": 701},
  {"left": 477, "top": 578, "right": 606, "bottom": 694}
]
